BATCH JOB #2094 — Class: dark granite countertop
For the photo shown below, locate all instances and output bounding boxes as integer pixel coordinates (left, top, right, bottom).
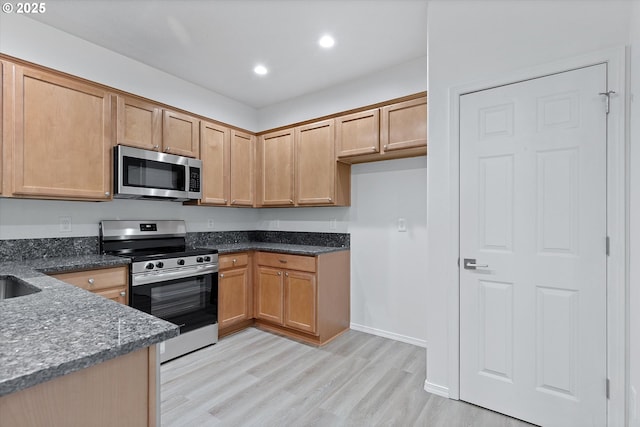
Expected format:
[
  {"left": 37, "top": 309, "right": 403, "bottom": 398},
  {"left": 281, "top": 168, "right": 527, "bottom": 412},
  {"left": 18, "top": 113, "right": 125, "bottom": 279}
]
[
  {"left": 203, "top": 242, "right": 350, "bottom": 256},
  {"left": 0, "top": 255, "right": 179, "bottom": 397}
]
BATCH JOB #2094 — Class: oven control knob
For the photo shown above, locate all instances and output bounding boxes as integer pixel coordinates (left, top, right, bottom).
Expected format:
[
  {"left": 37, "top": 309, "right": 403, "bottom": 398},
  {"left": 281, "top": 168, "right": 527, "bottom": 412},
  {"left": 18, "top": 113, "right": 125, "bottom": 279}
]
[
  {"left": 145, "top": 263, "right": 154, "bottom": 270},
  {"left": 196, "top": 257, "right": 204, "bottom": 263},
  {"left": 156, "top": 261, "right": 164, "bottom": 268},
  {"left": 177, "top": 259, "right": 185, "bottom": 266},
  {"left": 204, "top": 256, "right": 211, "bottom": 262}
]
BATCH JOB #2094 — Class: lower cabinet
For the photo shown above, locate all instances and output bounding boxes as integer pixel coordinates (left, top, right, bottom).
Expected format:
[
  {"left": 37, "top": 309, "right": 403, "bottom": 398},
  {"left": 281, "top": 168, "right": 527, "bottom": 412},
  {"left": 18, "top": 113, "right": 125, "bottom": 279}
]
[
  {"left": 218, "top": 253, "right": 253, "bottom": 337},
  {"left": 50, "top": 266, "right": 128, "bottom": 305},
  {"left": 254, "top": 250, "right": 350, "bottom": 345}
]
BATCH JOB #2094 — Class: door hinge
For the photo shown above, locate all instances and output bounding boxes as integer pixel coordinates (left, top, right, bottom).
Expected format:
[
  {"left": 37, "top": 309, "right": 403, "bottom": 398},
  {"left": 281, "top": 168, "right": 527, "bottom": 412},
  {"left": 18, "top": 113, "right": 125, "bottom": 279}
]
[
  {"left": 606, "top": 236, "right": 610, "bottom": 256},
  {"left": 606, "top": 378, "right": 610, "bottom": 399},
  {"left": 599, "top": 91, "right": 616, "bottom": 114}
]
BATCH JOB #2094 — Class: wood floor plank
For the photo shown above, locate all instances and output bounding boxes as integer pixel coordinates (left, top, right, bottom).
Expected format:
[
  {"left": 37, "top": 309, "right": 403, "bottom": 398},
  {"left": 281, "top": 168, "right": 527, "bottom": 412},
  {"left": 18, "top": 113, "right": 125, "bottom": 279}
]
[{"left": 160, "top": 327, "right": 535, "bottom": 427}]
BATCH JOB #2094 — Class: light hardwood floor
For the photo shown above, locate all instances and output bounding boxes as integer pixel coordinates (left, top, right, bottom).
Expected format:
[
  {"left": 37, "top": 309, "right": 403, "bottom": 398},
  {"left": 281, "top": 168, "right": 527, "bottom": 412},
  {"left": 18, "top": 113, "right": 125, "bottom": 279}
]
[{"left": 161, "top": 328, "right": 533, "bottom": 426}]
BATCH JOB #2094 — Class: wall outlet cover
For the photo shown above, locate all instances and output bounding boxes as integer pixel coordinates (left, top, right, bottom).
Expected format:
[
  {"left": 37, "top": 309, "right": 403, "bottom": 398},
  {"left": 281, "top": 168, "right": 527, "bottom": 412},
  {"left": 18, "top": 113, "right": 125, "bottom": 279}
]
[
  {"left": 59, "top": 216, "right": 72, "bottom": 232},
  {"left": 207, "top": 219, "right": 215, "bottom": 229},
  {"left": 397, "top": 217, "right": 407, "bottom": 232}
]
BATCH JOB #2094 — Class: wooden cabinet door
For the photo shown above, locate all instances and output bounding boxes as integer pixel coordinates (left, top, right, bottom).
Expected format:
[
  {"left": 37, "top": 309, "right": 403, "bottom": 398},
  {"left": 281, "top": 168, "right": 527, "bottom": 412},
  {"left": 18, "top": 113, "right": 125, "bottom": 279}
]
[
  {"left": 258, "top": 129, "right": 295, "bottom": 206},
  {"left": 116, "top": 96, "right": 162, "bottom": 151},
  {"left": 295, "top": 119, "right": 336, "bottom": 206},
  {"left": 255, "top": 266, "right": 284, "bottom": 324},
  {"left": 284, "top": 270, "right": 317, "bottom": 334},
  {"left": 12, "top": 66, "right": 112, "bottom": 200},
  {"left": 0, "top": 61, "right": 4, "bottom": 196},
  {"left": 380, "top": 96, "right": 427, "bottom": 152},
  {"left": 200, "top": 121, "right": 230, "bottom": 205},
  {"left": 336, "top": 108, "right": 380, "bottom": 158},
  {"left": 162, "top": 109, "right": 199, "bottom": 158},
  {"left": 230, "top": 130, "right": 254, "bottom": 206},
  {"left": 219, "top": 267, "right": 250, "bottom": 329}
]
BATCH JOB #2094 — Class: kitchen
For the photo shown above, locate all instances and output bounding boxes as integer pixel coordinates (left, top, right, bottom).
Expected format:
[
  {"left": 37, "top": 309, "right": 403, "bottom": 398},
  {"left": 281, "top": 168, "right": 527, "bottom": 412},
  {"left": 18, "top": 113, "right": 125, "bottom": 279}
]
[{"left": 0, "top": 1, "right": 639, "bottom": 426}]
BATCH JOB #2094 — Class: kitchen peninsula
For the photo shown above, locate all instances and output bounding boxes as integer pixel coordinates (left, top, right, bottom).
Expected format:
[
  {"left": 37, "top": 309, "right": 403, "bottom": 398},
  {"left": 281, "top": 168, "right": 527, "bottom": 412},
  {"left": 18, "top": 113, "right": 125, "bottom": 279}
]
[{"left": 0, "top": 254, "right": 178, "bottom": 427}]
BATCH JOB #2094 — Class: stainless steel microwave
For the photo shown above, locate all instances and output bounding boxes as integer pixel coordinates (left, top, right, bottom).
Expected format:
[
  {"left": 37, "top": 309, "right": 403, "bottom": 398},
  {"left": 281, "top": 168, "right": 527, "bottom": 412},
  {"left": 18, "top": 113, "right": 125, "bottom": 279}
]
[{"left": 113, "top": 145, "right": 202, "bottom": 201}]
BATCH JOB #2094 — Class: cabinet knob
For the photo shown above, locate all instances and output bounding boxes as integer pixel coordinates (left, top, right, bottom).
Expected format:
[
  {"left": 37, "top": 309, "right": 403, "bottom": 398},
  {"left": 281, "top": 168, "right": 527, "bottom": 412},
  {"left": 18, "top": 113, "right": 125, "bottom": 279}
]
[
  {"left": 383, "top": 145, "right": 388, "bottom": 150},
  {"left": 164, "top": 147, "right": 171, "bottom": 152},
  {"left": 232, "top": 258, "right": 237, "bottom": 264},
  {"left": 104, "top": 192, "right": 110, "bottom": 197},
  {"left": 328, "top": 197, "right": 332, "bottom": 202},
  {"left": 285, "top": 272, "right": 289, "bottom": 277},
  {"left": 224, "top": 199, "right": 228, "bottom": 203},
  {"left": 289, "top": 199, "right": 294, "bottom": 204},
  {"left": 88, "top": 278, "right": 95, "bottom": 285},
  {"left": 232, "top": 199, "right": 236, "bottom": 204},
  {"left": 153, "top": 145, "right": 160, "bottom": 149},
  {"left": 120, "top": 291, "right": 126, "bottom": 297},
  {"left": 277, "top": 272, "right": 282, "bottom": 276},
  {"left": 371, "top": 147, "right": 376, "bottom": 151},
  {"left": 220, "top": 273, "right": 224, "bottom": 278}
]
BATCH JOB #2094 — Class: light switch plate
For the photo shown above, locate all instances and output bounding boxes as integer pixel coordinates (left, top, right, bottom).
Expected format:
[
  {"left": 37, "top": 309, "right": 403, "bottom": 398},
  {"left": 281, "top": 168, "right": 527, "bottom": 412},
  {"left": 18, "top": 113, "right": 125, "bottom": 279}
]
[{"left": 397, "top": 217, "right": 407, "bottom": 232}]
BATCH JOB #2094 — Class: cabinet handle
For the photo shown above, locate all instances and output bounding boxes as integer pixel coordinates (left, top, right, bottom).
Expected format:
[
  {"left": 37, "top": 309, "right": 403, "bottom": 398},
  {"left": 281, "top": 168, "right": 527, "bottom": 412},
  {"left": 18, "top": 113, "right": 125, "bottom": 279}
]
[
  {"left": 277, "top": 272, "right": 282, "bottom": 276},
  {"left": 220, "top": 273, "right": 224, "bottom": 278},
  {"left": 279, "top": 259, "right": 287, "bottom": 264},
  {"left": 88, "top": 278, "right": 95, "bottom": 286},
  {"left": 285, "top": 272, "right": 289, "bottom": 277},
  {"left": 104, "top": 192, "right": 110, "bottom": 197},
  {"left": 120, "top": 291, "right": 126, "bottom": 297}
]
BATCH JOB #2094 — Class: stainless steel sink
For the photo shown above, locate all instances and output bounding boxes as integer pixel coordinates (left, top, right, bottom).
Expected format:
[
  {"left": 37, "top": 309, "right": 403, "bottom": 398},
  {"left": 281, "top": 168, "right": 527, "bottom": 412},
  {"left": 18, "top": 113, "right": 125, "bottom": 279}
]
[{"left": 0, "top": 276, "right": 41, "bottom": 300}]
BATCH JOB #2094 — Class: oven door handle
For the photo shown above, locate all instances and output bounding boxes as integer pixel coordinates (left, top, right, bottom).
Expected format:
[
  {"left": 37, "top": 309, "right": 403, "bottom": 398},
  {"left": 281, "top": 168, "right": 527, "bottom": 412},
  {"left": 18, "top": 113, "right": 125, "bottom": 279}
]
[{"left": 131, "top": 265, "right": 218, "bottom": 287}]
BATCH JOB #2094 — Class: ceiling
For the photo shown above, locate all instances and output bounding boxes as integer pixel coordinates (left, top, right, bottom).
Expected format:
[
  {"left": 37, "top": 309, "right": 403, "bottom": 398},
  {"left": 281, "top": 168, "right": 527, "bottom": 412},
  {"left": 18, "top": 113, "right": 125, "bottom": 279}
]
[{"left": 28, "top": 0, "right": 428, "bottom": 109}]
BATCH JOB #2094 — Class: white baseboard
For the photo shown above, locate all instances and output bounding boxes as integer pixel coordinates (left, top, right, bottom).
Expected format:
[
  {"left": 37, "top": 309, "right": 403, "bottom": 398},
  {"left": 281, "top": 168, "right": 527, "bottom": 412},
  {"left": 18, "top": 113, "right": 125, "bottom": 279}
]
[
  {"left": 424, "top": 379, "right": 450, "bottom": 398},
  {"left": 349, "top": 323, "right": 427, "bottom": 348}
]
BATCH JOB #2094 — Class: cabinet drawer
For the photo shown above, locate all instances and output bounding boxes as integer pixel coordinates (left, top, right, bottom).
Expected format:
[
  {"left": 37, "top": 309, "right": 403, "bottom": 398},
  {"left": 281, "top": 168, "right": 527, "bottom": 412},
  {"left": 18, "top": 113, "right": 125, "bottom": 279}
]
[
  {"left": 219, "top": 253, "right": 249, "bottom": 270},
  {"left": 52, "top": 266, "right": 128, "bottom": 292},
  {"left": 256, "top": 252, "right": 316, "bottom": 273}
]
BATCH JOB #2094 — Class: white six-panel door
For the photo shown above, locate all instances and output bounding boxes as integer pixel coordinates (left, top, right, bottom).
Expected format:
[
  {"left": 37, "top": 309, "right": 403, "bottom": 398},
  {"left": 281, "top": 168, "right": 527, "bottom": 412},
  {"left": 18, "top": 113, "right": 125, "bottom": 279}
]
[{"left": 459, "top": 64, "right": 608, "bottom": 427}]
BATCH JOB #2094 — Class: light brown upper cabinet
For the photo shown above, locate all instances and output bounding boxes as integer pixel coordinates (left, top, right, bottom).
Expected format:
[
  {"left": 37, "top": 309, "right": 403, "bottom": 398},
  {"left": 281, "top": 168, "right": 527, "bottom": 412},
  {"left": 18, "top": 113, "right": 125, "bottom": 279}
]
[
  {"left": 295, "top": 119, "right": 350, "bottom": 206},
  {"left": 116, "top": 95, "right": 199, "bottom": 158},
  {"left": 163, "top": 109, "right": 199, "bottom": 158},
  {"left": 8, "top": 65, "right": 112, "bottom": 200},
  {"left": 230, "top": 130, "right": 255, "bottom": 206},
  {"left": 336, "top": 95, "right": 427, "bottom": 164},
  {"left": 0, "top": 61, "right": 4, "bottom": 196},
  {"left": 380, "top": 96, "right": 427, "bottom": 152},
  {"left": 257, "top": 128, "right": 295, "bottom": 206},
  {"left": 200, "top": 120, "right": 230, "bottom": 205},
  {"left": 198, "top": 124, "right": 255, "bottom": 207},
  {"left": 335, "top": 108, "right": 380, "bottom": 158}
]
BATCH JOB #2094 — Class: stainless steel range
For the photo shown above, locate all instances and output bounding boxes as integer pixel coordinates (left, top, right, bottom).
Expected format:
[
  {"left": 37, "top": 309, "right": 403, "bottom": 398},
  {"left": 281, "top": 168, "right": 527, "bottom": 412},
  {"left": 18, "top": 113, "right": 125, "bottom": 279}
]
[{"left": 100, "top": 220, "right": 218, "bottom": 363}]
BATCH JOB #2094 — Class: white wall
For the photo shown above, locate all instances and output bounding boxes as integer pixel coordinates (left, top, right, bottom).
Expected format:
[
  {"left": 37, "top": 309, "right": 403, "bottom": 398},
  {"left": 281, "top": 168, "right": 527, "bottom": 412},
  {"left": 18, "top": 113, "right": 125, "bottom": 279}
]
[
  {"left": 0, "top": 14, "right": 258, "bottom": 131},
  {"left": 257, "top": 56, "right": 427, "bottom": 131},
  {"left": 0, "top": 198, "right": 259, "bottom": 239},
  {"left": 426, "top": 0, "right": 633, "bottom": 401},
  {"left": 259, "top": 157, "right": 428, "bottom": 345},
  {"left": 629, "top": 2, "right": 640, "bottom": 425}
]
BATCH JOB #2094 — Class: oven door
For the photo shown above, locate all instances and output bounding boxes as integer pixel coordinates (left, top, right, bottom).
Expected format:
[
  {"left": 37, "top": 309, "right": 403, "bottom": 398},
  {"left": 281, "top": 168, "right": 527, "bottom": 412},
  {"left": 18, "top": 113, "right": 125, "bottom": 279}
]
[{"left": 131, "top": 267, "right": 218, "bottom": 334}]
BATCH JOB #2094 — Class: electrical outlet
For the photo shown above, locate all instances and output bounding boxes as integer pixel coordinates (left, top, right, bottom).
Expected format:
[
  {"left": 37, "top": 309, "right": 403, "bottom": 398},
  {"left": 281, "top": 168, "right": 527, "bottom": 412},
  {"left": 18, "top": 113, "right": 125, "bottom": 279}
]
[
  {"left": 329, "top": 218, "right": 337, "bottom": 230},
  {"left": 397, "top": 217, "right": 407, "bottom": 232},
  {"left": 59, "top": 216, "right": 72, "bottom": 233},
  {"left": 207, "top": 219, "right": 215, "bottom": 229}
]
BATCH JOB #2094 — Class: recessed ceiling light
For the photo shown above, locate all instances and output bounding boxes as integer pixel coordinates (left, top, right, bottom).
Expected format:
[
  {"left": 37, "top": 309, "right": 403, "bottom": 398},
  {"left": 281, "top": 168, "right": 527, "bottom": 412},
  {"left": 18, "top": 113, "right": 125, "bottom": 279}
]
[
  {"left": 253, "top": 64, "right": 268, "bottom": 75},
  {"left": 318, "top": 35, "right": 335, "bottom": 49}
]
